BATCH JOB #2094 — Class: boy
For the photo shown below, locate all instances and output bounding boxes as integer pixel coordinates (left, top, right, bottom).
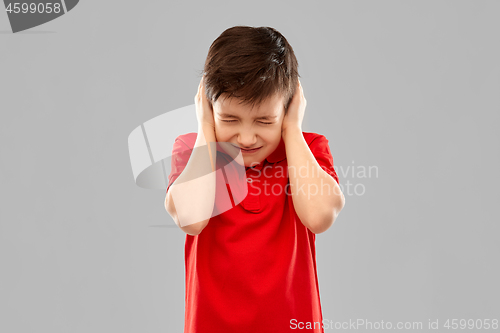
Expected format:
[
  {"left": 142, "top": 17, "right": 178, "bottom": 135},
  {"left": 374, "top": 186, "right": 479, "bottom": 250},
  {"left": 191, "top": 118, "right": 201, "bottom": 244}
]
[{"left": 165, "top": 26, "right": 345, "bottom": 333}]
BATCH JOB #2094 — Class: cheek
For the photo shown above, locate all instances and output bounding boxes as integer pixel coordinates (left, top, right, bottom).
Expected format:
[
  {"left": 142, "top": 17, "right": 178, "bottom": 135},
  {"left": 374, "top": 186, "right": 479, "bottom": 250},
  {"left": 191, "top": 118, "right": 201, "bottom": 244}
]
[
  {"left": 214, "top": 122, "right": 231, "bottom": 140},
  {"left": 272, "top": 123, "right": 283, "bottom": 142},
  {"left": 261, "top": 126, "right": 282, "bottom": 144}
]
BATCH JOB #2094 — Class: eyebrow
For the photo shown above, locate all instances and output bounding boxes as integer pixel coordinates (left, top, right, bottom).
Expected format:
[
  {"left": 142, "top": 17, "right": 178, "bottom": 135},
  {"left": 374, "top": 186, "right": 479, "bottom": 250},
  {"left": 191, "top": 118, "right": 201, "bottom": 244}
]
[{"left": 217, "top": 113, "right": 278, "bottom": 120}]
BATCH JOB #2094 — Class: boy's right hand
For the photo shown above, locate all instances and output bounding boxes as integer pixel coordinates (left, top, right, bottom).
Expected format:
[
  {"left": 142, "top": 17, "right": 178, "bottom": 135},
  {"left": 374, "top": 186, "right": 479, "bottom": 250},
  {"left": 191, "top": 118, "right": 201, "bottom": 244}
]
[{"left": 195, "top": 77, "right": 215, "bottom": 131}]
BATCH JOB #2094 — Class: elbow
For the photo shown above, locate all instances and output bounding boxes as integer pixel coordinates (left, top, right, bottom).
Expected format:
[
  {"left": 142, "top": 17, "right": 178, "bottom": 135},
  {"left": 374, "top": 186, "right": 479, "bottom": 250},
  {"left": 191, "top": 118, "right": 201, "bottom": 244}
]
[
  {"left": 177, "top": 215, "right": 210, "bottom": 236},
  {"left": 308, "top": 213, "right": 334, "bottom": 234},
  {"left": 171, "top": 211, "right": 208, "bottom": 236},
  {"left": 165, "top": 195, "right": 205, "bottom": 236},
  {"left": 308, "top": 197, "right": 345, "bottom": 235},
  {"left": 340, "top": 190, "right": 346, "bottom": 210},
  {"left": 172, "top": 212, "right": 208, "bottom": 236},
  {"left": 180, "top": 222, "right": 206, "bottom": 236},
  {"left": 165, "top": 190, "right": 208, "bottom": 236}
]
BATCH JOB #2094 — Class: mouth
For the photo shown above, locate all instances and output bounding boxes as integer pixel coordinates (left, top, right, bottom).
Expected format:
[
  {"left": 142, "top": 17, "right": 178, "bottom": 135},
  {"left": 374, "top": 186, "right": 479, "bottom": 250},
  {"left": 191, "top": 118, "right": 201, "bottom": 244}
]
[{"left": 232, "top": 145, "right": 263, "bottom": 154}]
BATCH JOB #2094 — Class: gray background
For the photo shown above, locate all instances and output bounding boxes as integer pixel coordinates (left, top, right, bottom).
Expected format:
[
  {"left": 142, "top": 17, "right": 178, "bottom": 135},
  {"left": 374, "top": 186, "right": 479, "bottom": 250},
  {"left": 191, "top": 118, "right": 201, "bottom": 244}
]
[{"left": 1, "top": 1, "right": 499, "bottom": 332}]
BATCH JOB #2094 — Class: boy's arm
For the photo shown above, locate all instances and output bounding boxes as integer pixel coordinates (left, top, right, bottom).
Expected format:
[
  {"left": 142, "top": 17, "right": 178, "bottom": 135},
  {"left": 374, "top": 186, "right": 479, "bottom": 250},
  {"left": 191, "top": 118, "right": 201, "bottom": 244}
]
[
  {"left": 165, "top": 124, "right": 217, "bottom": 235},
  {"left": 281, "top": 80, "right": 344, "bottom": 234},
  {"left": 283, "top": 128, "right": 345, "bottom": 234}
]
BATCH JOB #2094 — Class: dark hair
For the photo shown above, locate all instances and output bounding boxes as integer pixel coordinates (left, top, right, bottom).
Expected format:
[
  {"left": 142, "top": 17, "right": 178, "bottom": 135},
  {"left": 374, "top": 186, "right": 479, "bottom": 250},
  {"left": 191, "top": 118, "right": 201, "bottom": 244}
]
[{"left": 199, "top": 26, "right": 300, "bottom": 113}]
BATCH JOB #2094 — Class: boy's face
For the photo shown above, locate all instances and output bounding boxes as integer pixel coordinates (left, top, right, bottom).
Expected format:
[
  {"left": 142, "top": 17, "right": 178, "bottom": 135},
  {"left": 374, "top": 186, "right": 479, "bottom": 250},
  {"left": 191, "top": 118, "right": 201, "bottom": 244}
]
[{"left": 213, "top": 92, "right": 285, "bottom": 167}]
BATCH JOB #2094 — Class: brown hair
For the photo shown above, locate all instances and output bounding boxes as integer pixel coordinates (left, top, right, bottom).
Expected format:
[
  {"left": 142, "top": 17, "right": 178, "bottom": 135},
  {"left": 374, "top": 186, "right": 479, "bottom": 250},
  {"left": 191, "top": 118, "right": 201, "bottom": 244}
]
[{"left": 199, "top": 26, "right": 300, "bottom": 113}]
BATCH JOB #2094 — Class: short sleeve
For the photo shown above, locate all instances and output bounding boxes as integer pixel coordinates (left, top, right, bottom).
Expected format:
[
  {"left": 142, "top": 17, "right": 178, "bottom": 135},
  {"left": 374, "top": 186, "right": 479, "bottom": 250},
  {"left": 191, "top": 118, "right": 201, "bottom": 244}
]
[
  {"left": 166, "top": 136, "right": 193, "bottom": 194},
  {"left": 308, "top": 134, "right": 340, "bottom": 185}
]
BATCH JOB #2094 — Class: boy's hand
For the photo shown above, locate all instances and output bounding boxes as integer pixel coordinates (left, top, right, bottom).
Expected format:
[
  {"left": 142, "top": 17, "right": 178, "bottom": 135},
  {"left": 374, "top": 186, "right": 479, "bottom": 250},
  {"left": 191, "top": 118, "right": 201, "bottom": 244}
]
[
  {"left": 195, "top": 76, "right": 215, "bottom": 131},
  {"left": 282, "top": 79, "right": 306, "bottom": 138}
]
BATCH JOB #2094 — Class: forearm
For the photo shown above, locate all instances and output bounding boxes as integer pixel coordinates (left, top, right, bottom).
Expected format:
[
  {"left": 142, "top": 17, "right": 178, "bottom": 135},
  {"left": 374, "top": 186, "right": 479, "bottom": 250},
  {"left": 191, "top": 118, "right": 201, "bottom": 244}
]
[
  {"left": 168, "top": 125, "right": 217, "bottom": 231},
  {"left": 283, "top": 127, "right": 345, "bottom": 234}
]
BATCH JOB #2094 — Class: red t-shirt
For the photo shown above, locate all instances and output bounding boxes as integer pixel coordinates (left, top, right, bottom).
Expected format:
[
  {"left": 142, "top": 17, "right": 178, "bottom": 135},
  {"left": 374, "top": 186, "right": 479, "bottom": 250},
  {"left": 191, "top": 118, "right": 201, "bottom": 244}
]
[{"left": 166, "top": 132, "right": 339, "bottom": 333}]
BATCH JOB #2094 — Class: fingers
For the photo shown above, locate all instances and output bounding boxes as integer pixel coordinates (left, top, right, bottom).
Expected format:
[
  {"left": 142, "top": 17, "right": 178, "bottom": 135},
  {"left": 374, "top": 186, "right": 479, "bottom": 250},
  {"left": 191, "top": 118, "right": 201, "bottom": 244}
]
[
  {"left": 195, "top": 77, "right": 204, "bottom": 102},
  {"left": 298, "top": 79, "right": 305, "bottom": 101},
  {"left": 203, "top": 90, "right": 213, "bottom": 112}
]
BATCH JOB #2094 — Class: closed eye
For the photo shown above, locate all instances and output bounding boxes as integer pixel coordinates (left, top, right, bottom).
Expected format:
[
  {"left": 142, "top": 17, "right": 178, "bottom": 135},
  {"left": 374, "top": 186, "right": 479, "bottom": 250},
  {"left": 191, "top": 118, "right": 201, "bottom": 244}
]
[{"left": 221, "top": 120, "right": 272, "bottom": 125}]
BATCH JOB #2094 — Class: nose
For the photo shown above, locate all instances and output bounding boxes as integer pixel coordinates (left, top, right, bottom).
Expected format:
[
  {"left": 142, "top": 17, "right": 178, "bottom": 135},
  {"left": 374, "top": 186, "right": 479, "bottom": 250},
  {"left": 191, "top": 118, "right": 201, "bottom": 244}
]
[{"left": 236, "top": 129, "right": 258, "bottom": 148}]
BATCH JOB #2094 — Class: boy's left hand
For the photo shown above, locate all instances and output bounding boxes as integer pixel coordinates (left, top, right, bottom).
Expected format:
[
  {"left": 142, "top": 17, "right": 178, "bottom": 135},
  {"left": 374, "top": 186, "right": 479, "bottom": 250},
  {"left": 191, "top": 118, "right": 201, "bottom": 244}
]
[{"left": 282, "top": 79, "right": 306, "bottom": 138}]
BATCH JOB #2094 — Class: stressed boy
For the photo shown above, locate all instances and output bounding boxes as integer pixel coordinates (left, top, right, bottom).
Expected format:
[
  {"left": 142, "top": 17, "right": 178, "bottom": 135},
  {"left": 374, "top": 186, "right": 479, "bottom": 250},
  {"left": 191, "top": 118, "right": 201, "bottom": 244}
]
[{"left": 165, "top": 26, "right": 345, "bottom": 333}]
